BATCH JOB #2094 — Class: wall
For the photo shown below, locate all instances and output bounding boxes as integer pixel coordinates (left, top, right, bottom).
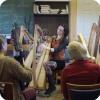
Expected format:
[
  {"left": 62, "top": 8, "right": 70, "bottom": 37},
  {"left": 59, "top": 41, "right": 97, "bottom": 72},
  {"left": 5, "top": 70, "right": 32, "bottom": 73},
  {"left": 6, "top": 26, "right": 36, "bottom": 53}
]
[{"left": 77, "top": 0, "right": 100, "bottom": 56}]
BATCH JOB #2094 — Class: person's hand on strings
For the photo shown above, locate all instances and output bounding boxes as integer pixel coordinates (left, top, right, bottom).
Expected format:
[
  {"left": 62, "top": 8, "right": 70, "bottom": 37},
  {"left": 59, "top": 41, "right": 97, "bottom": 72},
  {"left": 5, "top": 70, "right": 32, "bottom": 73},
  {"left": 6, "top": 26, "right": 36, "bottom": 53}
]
[
  {"left": 39, "top": 42, "right": 54, "bottom": 52},
  {"left": 39, "top": 43, "right": 47, "bottom": 51},
  {"left": 35, "top": 59, "right": 39, "bottom": 64},
  {"left": 28, "top": 41, "right": 33, "bottom": 50}
]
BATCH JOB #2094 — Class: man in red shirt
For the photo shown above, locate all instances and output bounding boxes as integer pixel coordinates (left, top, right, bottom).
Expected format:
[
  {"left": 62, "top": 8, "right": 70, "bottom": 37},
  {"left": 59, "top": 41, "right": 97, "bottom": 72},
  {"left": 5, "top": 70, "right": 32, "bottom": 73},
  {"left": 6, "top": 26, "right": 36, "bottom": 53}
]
[{"left": 62, "top": 41, "right": 100, "bottom": 100}]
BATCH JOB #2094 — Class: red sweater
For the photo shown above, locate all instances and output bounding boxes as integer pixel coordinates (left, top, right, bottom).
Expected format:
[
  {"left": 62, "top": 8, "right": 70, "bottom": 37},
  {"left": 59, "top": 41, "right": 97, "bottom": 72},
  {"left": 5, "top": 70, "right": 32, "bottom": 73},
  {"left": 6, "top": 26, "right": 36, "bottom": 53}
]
[{"left": 61, "top": 60, "right": 100, "bottom": 100}]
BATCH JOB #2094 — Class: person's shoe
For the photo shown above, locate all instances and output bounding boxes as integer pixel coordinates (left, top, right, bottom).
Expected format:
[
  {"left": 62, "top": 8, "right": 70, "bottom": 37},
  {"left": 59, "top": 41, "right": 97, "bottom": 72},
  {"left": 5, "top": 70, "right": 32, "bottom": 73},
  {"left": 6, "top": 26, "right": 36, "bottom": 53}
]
[
  {"left": 44, "top": 86, "right": 56, "bottom": 95},
  {"left": 44, "top": 88, "right": 50, "bottom": 95}
]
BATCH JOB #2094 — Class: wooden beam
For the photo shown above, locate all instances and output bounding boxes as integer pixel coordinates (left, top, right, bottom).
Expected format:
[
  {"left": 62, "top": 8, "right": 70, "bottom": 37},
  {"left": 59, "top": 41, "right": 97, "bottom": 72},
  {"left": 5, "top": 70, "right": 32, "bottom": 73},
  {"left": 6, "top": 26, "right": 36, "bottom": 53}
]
[{"left": 69, "top": 0, "right": 77, "bottom": 42}]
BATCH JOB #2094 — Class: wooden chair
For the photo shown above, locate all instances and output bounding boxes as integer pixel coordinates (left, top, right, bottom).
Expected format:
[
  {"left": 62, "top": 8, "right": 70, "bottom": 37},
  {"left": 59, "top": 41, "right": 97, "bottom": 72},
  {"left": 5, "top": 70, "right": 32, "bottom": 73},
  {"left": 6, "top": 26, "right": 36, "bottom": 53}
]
[
  {"left": 65, "top": 48, "right": 72, "bottom": 66},
  {"left": 1, "top": 82, "right": 13, "bottom": 100},
  {"left": 67, "top": 83, "right": 100, "bottom": 100},
  {"left": 53, "top": 70, "right": 62, "bottom": 85}
]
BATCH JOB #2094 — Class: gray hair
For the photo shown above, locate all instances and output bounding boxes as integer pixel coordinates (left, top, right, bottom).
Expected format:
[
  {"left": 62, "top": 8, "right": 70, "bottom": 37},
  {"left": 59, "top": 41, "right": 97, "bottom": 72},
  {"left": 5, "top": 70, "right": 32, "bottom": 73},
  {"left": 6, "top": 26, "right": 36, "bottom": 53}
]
[{"left": 0, "top": 36, "right": 7, "bottom": 52}]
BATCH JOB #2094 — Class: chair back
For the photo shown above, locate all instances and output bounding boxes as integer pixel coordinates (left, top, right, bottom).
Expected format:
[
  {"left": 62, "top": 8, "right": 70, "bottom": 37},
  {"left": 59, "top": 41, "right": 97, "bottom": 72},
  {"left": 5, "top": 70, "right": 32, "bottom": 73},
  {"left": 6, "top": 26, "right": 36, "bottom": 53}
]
[
  {"left": 65, "top": 48, "right": 72, "bottom": 67},
  {"left": 67, "top": 83, "right": 100, "bottom": 100},
  {"left": 1, "top": 82, "right": 13, "bottom": 100},
  {"left": 70, "top": 88, "right": 100, "bottom": 100},
  {"left": 65, "top": 48, "right": 72, "bottom": 60}
]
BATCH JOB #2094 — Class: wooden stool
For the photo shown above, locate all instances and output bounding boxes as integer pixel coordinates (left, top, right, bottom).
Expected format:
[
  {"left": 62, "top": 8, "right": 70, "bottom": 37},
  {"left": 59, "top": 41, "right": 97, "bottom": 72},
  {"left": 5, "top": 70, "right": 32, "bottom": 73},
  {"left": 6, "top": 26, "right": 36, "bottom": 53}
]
[
  {"left": 53, "top": 70, "right": 62, "bottom": 84},
  {"left": 53, "top": 70, "right": 62, "bottom": 93}
]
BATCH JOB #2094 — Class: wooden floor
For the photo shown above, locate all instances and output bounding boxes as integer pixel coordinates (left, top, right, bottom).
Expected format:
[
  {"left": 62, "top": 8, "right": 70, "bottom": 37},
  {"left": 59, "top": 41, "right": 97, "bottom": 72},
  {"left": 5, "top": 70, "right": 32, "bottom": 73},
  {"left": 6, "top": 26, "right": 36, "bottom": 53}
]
[{"left": 36, "top": 84, "right": 64, "bottom": 100}]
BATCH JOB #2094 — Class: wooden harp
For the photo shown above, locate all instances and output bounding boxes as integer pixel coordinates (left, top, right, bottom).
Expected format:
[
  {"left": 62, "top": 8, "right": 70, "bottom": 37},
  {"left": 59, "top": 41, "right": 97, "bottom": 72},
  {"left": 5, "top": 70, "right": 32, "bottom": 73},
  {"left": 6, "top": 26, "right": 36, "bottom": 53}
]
[
  {"left": 19, "top": 25, "right": 34, "bottom": 67},
  {"left": 77, "top": 34, "right": 95, "bottom": 63},
  {"left": 88, "top": 23, "right": 97, "bottom": 55},
  {"left": 24, "top": 24, "right": 52, "bottom": 90},
  {"left": 20, "top": 25, "right": 34, "bottom": 45},
  {"left": 95, "top": 16, "right": 100, "bottom": 65},
  {"left": 94, "top": 16, "right": 100, "bottom": 58},
  {"left": 19, "top": 25, "right": 34, "bottom": 51}
]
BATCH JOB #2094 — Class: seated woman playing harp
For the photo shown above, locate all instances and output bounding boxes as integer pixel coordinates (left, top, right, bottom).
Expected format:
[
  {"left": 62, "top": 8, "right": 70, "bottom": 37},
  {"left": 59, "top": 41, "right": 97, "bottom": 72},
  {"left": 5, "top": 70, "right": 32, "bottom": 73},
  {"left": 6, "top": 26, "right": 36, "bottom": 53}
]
[{"left": 39, "top": 23, "right": 69, "bottom": 95}]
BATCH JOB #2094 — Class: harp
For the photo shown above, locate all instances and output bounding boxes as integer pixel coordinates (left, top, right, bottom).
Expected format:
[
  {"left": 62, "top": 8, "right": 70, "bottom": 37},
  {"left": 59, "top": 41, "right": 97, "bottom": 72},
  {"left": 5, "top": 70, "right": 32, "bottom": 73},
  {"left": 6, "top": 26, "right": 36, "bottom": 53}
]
[
  {"left": 19, "top": 25, "right": 35, "bottom": 67},
  {"left": 88, "top": 23, "right": 97, "bottom": 55},
  {"left": 77, "top": 34, "right": 95, "bottom": 63},
  {"left": 22, "top": 24, "right": 52, "bottom": 90},
  {"left": 19, "top": 25, "right": 34, "bottom": 51},
  {"left": 95, "top": 16, "right": 100, "bottom": 65},
  {"left": 94, "top": 16, "right": 100, "bottom": 58},
  {"left": 20, "top": 25, "right": 34, "bottom": 45}
]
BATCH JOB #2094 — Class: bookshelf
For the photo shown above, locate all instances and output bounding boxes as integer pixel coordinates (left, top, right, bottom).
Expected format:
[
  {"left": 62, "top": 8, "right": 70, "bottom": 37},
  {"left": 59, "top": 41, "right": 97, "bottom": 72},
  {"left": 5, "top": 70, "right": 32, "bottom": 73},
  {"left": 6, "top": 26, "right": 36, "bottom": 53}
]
[{"left": 33, "top": 0, "right": 70, "bottom": 36}]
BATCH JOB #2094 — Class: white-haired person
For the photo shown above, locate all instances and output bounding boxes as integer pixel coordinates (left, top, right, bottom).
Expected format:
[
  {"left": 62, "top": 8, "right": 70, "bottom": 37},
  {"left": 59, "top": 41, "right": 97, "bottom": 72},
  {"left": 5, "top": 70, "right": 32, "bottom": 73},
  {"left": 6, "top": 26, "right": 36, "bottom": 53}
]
[{"left": 61, "top": 41, "right": 100, "bottom": 100}]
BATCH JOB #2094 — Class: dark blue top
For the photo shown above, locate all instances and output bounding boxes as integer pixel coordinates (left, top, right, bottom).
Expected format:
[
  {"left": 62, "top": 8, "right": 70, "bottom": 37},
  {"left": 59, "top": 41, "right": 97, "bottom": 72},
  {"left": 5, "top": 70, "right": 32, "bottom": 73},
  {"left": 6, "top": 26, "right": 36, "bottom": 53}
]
[{"left": 54, "top": 38, "right": 68, "bottom": 53}]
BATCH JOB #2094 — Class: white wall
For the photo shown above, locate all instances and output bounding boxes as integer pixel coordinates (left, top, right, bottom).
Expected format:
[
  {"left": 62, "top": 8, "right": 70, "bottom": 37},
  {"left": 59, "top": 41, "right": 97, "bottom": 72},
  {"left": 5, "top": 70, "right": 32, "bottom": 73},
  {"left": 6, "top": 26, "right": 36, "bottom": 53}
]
[{"left": 77, "top": 0, "right": 100, "bottom": 55}]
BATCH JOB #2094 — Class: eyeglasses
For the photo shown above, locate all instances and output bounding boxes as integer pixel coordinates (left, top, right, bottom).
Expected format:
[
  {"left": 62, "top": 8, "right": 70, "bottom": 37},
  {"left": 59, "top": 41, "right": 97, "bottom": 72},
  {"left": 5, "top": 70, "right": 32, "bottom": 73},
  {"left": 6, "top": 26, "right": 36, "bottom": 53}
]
[{"left": 57, "top": 28, "right": 64, "bottom": 32}]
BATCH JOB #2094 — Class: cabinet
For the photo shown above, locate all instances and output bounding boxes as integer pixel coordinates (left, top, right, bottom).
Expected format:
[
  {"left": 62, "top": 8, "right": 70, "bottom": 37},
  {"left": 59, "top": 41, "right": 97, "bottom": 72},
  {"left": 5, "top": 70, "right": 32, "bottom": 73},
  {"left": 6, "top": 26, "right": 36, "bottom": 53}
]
[{"left": 33, "top": 0, "right": 70, "bottom": 36}]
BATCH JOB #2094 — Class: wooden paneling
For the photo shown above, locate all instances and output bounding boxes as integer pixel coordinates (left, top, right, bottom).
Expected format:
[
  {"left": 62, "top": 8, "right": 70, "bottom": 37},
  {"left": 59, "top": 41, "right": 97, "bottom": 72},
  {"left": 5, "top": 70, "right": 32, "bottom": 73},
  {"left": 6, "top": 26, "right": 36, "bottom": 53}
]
[{"left": 34, "top": 15, "right": 69, "bottom": 36}]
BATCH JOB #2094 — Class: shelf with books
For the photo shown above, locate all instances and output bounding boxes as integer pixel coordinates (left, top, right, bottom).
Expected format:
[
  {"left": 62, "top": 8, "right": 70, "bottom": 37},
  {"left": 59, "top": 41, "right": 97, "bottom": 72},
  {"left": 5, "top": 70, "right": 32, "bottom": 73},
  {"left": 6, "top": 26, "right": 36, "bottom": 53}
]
[
  {"left": 34, "top": 14, "right": 69, "bottom": 16},
  {"left": 33, "top": 0, "right": 70, "bottom": 36},
  {"left": 33, "top": 2, "right": 69, "bottom": 15},
  {"left": 34, "top": 0, "right": 71, "bottom": 3}
]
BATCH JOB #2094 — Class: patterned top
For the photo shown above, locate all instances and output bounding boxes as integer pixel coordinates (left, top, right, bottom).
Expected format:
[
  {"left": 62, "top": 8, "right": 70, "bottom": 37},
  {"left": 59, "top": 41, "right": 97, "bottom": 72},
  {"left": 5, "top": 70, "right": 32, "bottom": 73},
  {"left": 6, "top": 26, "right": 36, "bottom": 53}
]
[{"left": 51, "top": 36, "right": 68, "bottom": 60}]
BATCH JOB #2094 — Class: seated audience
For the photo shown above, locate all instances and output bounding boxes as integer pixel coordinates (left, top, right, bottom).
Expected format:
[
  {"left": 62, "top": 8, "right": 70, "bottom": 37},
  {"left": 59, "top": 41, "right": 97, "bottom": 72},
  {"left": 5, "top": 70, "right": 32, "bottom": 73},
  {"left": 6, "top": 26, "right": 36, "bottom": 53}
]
[
  {"left": 61, "top": 41, "right": 100, "bottom": 100},
  {"left": 0, "top": 35, "right": 35, "bottom": 100}
]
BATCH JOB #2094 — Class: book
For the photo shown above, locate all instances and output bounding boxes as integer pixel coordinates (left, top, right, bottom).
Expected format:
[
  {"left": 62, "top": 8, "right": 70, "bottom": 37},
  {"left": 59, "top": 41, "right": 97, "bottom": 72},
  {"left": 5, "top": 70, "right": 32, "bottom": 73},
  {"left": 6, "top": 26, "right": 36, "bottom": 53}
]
[
  {"left": 41, "top": 7, "right": 50, "bottom": 9},
  {"left": 37, "top": 5, "right": 41, "bottom": 14},
  {"left": 66, "top": 5, "right": 69, "bottom": 14},
  {"left": 34, "top": 0, "right": 70, "bottom": 1},
  {"left": 40, "top": 5, "right": 50, "bottom": 7},
  {"left": 33, "top": 3, "right": 37, "bottom": 14},
  {"left": 50, "top": 9, "right": 59, "bottom": 11},
  {"left": 60, "top": 9, "right": 67, "bottom": 14}
]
